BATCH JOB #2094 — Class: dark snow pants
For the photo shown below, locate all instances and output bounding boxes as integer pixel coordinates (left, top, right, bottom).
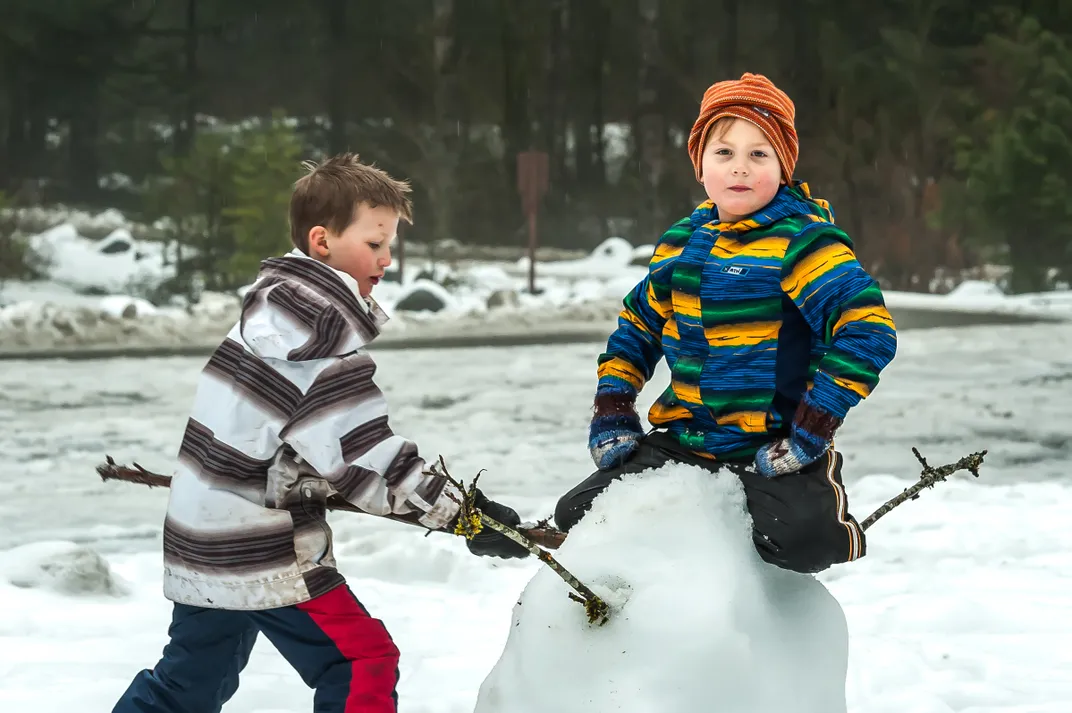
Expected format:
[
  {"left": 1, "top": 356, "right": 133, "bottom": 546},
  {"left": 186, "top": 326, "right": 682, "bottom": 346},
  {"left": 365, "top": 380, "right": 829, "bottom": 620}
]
[
  {"left": 112, "top": 584, "right": 400, "bottom": 713},
  {"left": 555, "top": 431, "right": 866, "bottom": 574}
]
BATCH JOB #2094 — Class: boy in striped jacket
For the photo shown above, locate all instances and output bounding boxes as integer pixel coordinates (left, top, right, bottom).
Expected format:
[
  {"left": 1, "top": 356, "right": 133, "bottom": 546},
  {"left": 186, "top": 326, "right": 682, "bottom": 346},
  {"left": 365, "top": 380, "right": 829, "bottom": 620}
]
[
  {"left": 113, "top": 154, "right": 528, "bottom": 713},
  {"left": 555, "top": 73, "right": 898, "bottom": 574}
]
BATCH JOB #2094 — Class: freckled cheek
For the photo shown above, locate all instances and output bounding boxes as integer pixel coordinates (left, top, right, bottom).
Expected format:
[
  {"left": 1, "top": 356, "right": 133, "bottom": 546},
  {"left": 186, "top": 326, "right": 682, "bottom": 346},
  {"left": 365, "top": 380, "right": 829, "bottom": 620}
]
[{"left": 752, "top": 173, "right": 780, "bottom": 198}]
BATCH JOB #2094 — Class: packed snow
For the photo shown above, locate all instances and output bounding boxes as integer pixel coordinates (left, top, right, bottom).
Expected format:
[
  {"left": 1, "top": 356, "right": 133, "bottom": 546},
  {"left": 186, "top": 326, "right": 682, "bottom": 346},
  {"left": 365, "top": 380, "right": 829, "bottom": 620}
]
[
  {"left": 476, "top": 463, "right": 850, "bottom": 713},
  {"left": 26, "top": 223, "right": 181, "bottom": 295},
  {"left": 2, "top": 211, "right": 1070, "bottom": 354},
  {"left": 0, "top": 226, "right": 645, "bottom": 351},
  {"left": 1, "top": 321, "right": 1071, "bottom": 712}
]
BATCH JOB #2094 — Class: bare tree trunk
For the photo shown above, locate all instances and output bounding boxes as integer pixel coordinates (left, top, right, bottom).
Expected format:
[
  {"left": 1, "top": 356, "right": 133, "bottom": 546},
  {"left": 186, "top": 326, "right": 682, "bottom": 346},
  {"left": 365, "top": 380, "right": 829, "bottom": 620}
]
[
  {"left": 592, "top": 1, "right": 608, "bottom": 210},
  {"left": 427, "top": 0, "right": 457, "bottom": 246},
  {"left": 572, "top": 2, "right": 595, "bottom": 188},
  {"left": 174, "top": 0, "right": 200, "bottom": 157},
  {"left": 841, "top": 156, "right": 866, "bottom": 259},
  {"left": 22, "top": 99, "right": 47, "bottom": 200},
  {"left": 539, "top": 0, "right": 571, "bottom": 244},
  {"left": 0, "top": 62, "right": 47, "bottom": 196},
  {"left": 545, "top": 0, "right": 570, "bottom": 185},
  {"left": 1, "top": 65, "right": 27, "bottom": 191},
  {"left": 573, "top": 0, "right": 610, "bottom": 241},
  {"left": 721, "top": 0, "right": 739, "bottom": 75},
  {"left": 781, "top": 0, "right": 819, "bottom": 143},
  {"left": 324, "top": 0, "right": 349, "bottom": 154},
  {"left": 500, "top": 2, "right": 530, "bottom": 187},
  {"left": 67, "top": 76, "right": 102, "bottom": 201},
  {"left": 637, "top": 0, "right": 666, "bottom": 239}
]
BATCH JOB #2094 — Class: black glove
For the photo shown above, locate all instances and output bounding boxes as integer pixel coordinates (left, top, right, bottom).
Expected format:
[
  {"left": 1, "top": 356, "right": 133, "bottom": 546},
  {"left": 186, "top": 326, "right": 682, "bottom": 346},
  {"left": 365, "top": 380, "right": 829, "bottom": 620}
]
[{"left": 463, "top": 491, "right": 530, "bottom": 560}]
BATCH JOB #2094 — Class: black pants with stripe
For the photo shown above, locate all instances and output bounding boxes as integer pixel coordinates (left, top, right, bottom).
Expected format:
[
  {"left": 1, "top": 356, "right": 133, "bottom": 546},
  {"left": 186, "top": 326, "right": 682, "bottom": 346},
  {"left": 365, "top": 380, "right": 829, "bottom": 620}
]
[
  {"left": 112, "top": 584, "right": 400, "bottom": 713},
  {"left": 555, "top": 431, "right": 865, "bottom": 574}
]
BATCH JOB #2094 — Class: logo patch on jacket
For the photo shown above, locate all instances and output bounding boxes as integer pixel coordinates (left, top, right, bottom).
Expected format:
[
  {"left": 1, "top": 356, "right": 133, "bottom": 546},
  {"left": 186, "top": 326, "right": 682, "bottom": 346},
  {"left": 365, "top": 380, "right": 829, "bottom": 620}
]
[{"left": 721, "top": 264, "right": 750, "bottom": 276}]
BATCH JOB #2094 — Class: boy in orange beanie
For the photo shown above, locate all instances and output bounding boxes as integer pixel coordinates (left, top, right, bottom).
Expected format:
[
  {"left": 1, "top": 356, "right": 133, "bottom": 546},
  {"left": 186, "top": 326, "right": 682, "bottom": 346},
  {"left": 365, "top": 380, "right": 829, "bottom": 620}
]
[{"left": 557, "top": 73, "right": 898, "bottom": 574}]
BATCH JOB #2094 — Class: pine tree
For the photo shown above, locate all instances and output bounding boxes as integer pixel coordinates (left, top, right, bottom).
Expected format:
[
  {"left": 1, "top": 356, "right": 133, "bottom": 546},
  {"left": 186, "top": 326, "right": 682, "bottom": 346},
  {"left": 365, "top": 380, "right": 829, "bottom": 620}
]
[
  {"left": 947, "top": 15, "right": 1072, "bottom": 292},
  {"left": 223, "top": 113, "right": 303, "bottom": 286}
]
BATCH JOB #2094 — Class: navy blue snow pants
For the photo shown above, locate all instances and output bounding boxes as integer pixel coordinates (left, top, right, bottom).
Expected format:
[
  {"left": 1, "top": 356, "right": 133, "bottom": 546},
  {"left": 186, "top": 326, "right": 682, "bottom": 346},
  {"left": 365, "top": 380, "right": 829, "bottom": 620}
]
[{"left": 112, "top": 584, "right": 400, "bottom": 713}]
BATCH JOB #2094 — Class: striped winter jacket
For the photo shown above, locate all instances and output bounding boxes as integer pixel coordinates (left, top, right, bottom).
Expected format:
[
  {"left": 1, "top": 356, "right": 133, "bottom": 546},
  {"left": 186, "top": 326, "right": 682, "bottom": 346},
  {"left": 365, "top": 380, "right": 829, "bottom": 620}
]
[
  {"left": 598, "top": 182, "right": 898, "bottom": 460},
  {"left": 162, "top": 250, "right": 460, "bottom": 610}
]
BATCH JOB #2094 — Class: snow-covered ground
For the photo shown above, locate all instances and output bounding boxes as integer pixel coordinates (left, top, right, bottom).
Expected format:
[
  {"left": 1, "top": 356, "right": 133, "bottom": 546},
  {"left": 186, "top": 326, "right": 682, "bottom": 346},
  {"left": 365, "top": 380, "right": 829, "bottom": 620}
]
[
  {"left": 3, "top": 212, "right": 1071, "bottom": 354},
  {"left": 0, "top": 232, "right": 647, "bottom": 352},
  {"left": 3, "top": 257, "right": 1071, "bottom": 356},
  {"left": 1, "top": 322, "right": 1070, "bottom": 711}
]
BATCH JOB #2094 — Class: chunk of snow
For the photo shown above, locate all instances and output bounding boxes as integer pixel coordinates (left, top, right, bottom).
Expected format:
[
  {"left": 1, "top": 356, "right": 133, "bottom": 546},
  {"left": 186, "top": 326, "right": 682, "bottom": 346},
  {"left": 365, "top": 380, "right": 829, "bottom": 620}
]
[
  {"left": 630, "top": 243, "right": 655, "bottom": 266},
  {"left": 513, "top": 237, "right": 640, "bottom": 279},
  {"left": 588, "top": 236, "right": 635, "bottom": 264},
  {"left": 69, "top": 208, "right": 128, "bottom": 238},
  {"left": 460, "top": 264, "right": 518, "bottom": 291},
  {"left": 476, "top": 463, "right": 849, "bottom": 713},
  {"left": 486, "top": 289, "right": 521, "bottom": 310},
  {"left": 0, "top": 541, "right": 129, "bottom": 597},
  {"left": 22, "top": 221, "right": 176, "bottom": 295},
  {"left": 27, "top": 223, "right": 80, "bottom": 263},
  {"left": 393, "top": 278, "right": 455, "bottom": 314},
  {"left": 946, "top": 280, "right": 1005, "bottom": 300},
  {"left": 98, "top": 296, "right": 158, "bottom": 319}
]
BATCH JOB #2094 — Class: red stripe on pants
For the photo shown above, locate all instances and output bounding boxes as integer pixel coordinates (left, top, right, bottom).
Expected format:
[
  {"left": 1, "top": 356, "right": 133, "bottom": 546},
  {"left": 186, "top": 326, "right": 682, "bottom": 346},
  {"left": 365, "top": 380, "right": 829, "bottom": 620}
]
[{"left": 297, "top": 586, "right": 401, "bottom": 713}]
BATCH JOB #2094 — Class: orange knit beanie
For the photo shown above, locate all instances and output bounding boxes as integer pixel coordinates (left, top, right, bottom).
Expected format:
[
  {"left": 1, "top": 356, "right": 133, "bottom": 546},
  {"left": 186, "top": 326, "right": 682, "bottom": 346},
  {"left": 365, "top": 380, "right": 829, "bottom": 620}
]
[{"left": 687, "top": 72, "right": 798, "bottom": 182}]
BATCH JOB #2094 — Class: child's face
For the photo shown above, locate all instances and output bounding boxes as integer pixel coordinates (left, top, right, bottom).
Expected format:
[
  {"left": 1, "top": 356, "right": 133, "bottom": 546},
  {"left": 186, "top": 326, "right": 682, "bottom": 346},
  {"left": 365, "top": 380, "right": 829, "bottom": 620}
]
[
  {"left": 309, "top": 203, "right": 398, "bottom": 298},
  {"left": 700, "top": 119, "right": 782, "bottom": 224}
]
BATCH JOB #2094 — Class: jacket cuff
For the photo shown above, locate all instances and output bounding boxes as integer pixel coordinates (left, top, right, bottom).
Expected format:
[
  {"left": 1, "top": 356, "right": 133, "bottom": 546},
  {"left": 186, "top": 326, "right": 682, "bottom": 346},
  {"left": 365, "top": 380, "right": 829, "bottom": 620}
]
[
  {"left": 791, "top": 398, "right": 842, "bottom": 445},
  {"left": 594, "top": 390, "right": 638, "bottom": 418}
]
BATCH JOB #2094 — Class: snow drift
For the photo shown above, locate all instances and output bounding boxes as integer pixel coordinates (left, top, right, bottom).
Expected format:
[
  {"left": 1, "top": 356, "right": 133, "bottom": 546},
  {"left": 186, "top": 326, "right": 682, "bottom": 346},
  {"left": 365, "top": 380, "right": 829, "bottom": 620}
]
[
  {"left": 3, "top": 206, "right": 1069, "bottom": 355},
  {"left": 0, "top": 541, "right": 129, "bottom": 597},
  {"left": 475, "top": 463, "right": 850, "bottom": 713}
]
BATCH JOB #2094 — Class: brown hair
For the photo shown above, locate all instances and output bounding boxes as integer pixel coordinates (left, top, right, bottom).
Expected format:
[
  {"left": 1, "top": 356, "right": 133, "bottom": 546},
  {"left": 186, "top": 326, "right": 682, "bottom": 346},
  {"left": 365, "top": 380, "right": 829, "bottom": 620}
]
[
  {"left": 708, "top": 116, "right": 737, "bottom": 143},
  {"left": 289, "top": 152, "right": 414, "bottom": 254},
  {"left": 697, "top": 117, "right": 739, "bottom": 159}
]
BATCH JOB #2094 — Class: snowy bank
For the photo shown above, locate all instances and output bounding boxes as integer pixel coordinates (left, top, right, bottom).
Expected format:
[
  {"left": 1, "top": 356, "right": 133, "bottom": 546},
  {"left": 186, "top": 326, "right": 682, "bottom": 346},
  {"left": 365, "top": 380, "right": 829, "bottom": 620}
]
[
  {"left": 3, "top": 216, "right": 1070, "bottom": 357},
  {"left": 885, "top": 280, "right": 1072, "bottom": 320},
  {"left": 0, "top": 286, "right": 242, "bottom": 352},
  {"left": 2, "top": 282, "right": 1066, "bottom": 359},
  {"left": 0, "top": 282, "right": 628, "bottom": 357},
  {"left": 476, "top": 463, "right": 849, "bottom": 713}
]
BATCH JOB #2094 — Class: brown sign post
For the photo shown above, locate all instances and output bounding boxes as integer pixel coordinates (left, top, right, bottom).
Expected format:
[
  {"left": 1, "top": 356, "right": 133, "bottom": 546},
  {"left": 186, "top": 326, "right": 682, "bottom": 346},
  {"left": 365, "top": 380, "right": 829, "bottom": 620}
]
[{"left": 517, "top": 150, "right": 549, "bottom": 294}]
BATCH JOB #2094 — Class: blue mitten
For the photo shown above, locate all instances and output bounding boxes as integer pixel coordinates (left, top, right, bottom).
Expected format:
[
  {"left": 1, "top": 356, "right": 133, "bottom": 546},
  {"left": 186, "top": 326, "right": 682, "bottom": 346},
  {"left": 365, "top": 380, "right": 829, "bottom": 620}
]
[
  {"left": 754, "top": 399, "right": 842, "bottom": 478},
  {"left": 588, "top": 390, "right": 644, "bottom": 470}
]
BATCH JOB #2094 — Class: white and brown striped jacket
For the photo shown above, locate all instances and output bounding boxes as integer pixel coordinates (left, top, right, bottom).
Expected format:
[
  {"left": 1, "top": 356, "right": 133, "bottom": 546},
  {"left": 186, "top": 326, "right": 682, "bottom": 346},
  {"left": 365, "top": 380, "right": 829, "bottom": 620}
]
[{"left": 161, "top": 250, "right": 460, "bottom": 610}]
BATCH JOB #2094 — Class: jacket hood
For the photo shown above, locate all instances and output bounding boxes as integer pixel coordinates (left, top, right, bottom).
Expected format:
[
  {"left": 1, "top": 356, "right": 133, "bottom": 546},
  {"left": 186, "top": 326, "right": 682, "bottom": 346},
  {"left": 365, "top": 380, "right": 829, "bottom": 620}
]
[
  {"left": 239, "top": 251, "right": 389, "bottom": 362},
  {"left": 690, "top": 180, "right": 846, "bottom": 243}
]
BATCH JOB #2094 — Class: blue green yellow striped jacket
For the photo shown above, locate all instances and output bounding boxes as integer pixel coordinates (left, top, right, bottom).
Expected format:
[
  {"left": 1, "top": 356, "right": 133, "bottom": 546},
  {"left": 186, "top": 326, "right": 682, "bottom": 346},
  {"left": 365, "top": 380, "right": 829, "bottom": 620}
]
[{"left": 597, "top": 182, "right": 897, "bottom": 460}]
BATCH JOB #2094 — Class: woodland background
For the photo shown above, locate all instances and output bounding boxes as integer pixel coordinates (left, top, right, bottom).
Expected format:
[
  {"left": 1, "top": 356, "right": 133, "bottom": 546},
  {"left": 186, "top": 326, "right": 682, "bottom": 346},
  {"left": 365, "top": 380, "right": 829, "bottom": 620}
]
[{"left": 1, "top": 0, "right": 1070, "bottom": 293}]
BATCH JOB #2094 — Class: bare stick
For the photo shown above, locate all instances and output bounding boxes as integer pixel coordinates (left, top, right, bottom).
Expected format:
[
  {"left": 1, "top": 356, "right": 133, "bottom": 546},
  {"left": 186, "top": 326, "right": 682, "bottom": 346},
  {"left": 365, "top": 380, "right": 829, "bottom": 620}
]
[
  {"left": 95, "top": 457, "right": 569, "bottom": 551},
  {"left": 432, "top": 456, "right": 610, "bottom": 626},
  {"left": 99, "top": 443, "right": 986, "bottom": 593},
  {"left": 98, "top": 456, "right": 173, "bottom": 488},
  {"left": 859, "top": 447, "right": 987, "bottom": 531},
  {"left": 482, "top": 512, "right": 607, "bottom": 624}
]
